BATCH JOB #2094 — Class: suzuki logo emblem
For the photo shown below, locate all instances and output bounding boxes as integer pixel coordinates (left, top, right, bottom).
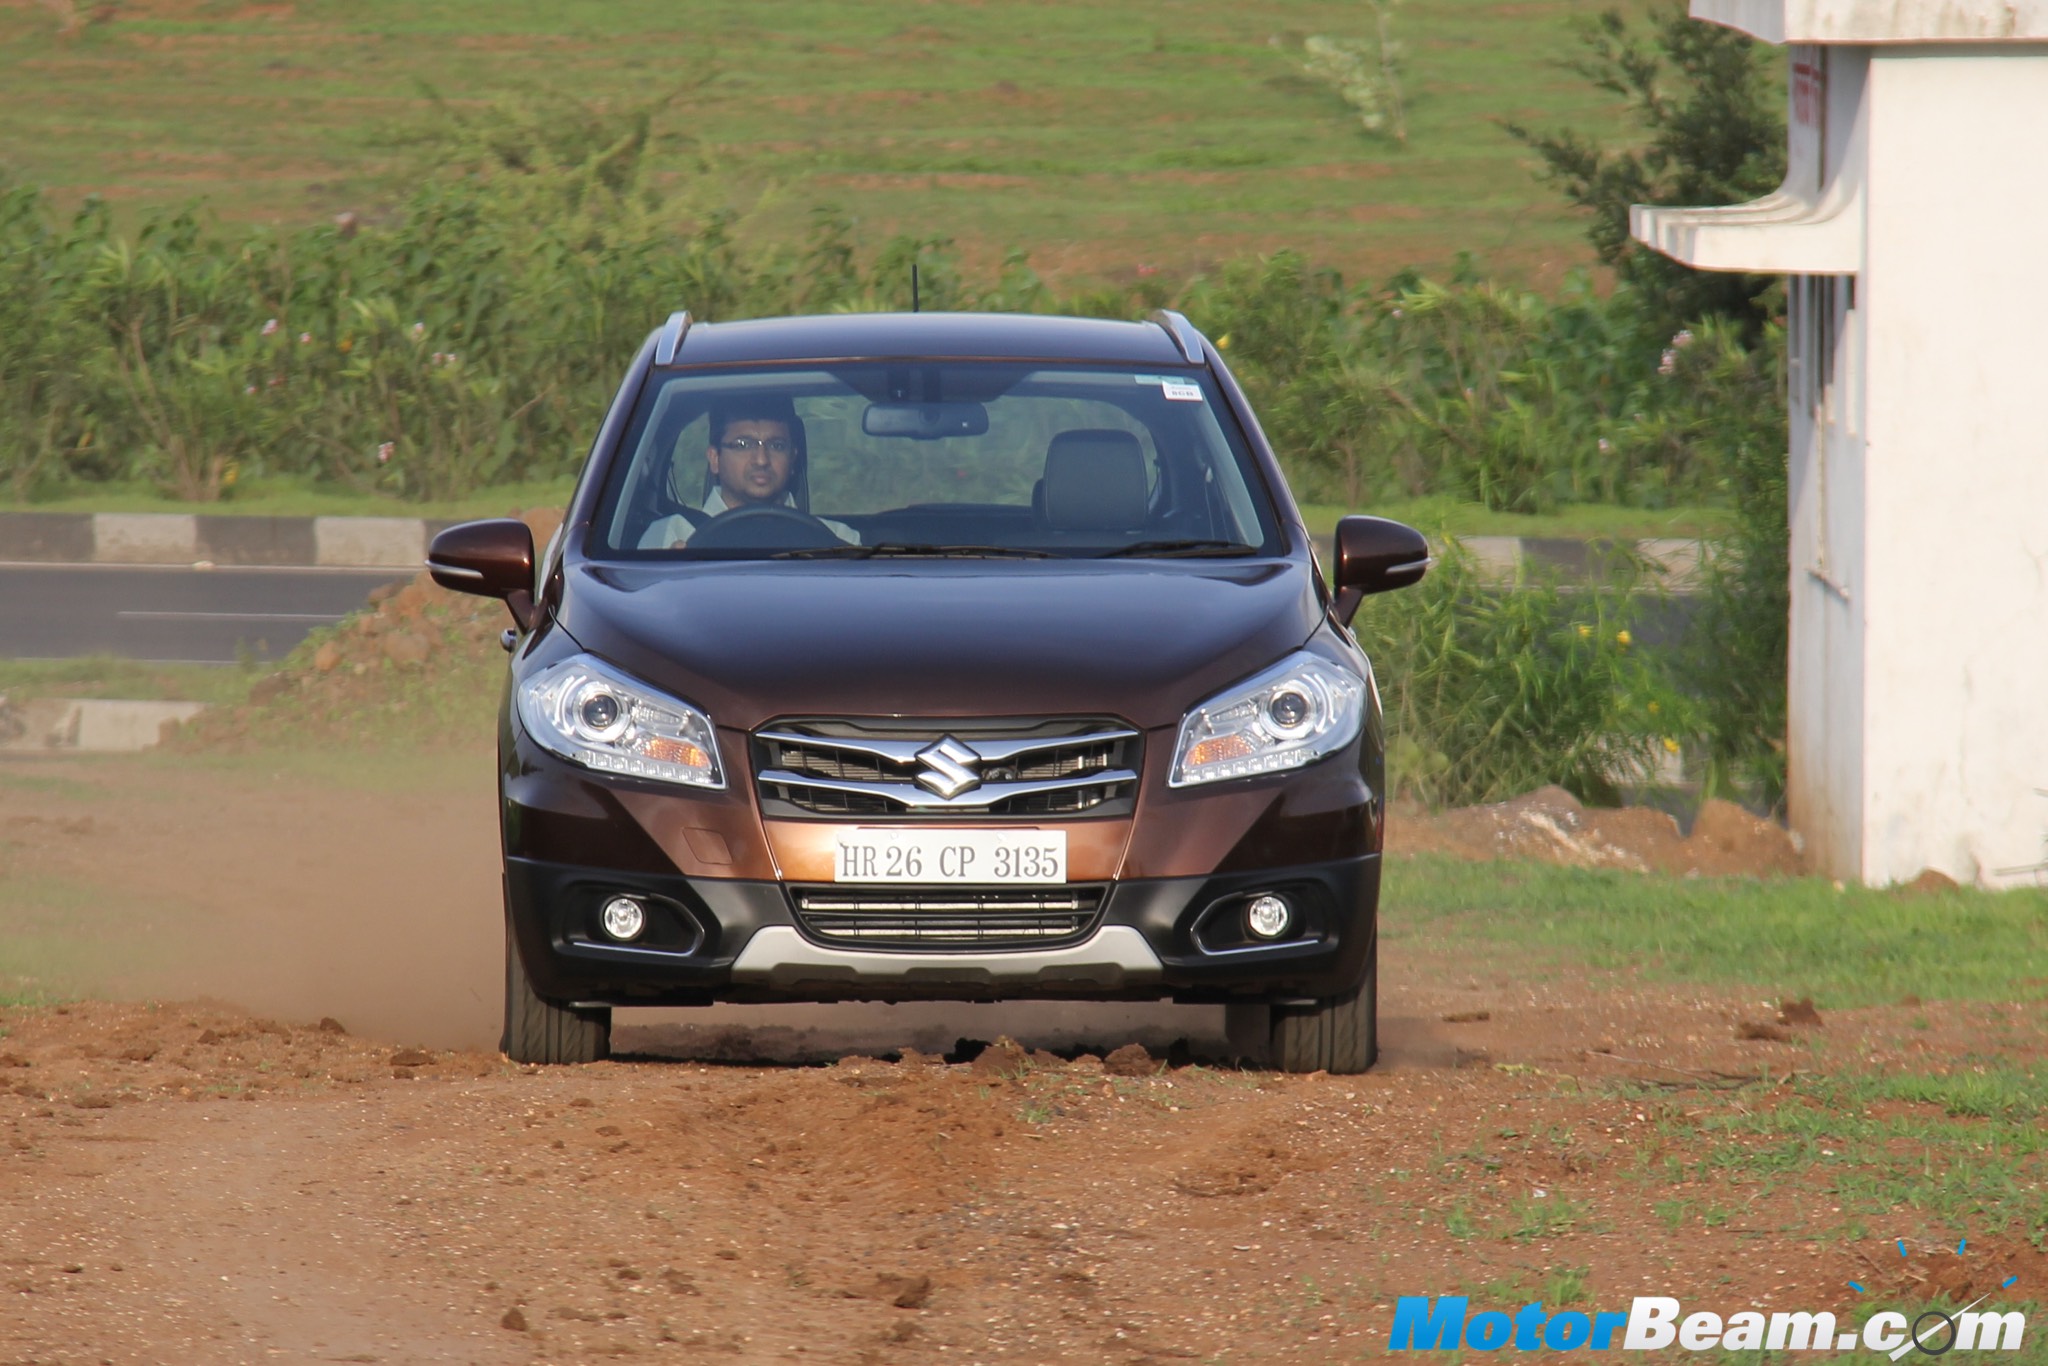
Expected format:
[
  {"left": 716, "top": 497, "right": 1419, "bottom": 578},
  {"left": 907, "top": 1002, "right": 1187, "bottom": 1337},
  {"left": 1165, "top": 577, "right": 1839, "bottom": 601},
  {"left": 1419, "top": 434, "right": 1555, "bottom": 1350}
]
[{"left": 914, "top": 736, "right": 984, "bottom": 798}]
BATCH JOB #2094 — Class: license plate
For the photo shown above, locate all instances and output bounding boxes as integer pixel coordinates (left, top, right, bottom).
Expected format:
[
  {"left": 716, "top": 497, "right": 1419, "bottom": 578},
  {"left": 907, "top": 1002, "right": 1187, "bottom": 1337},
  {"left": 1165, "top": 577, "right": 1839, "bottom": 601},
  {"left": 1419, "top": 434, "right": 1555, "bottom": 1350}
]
[{"left": 831, "top": 829, "right": 1068, "bottom": 884}]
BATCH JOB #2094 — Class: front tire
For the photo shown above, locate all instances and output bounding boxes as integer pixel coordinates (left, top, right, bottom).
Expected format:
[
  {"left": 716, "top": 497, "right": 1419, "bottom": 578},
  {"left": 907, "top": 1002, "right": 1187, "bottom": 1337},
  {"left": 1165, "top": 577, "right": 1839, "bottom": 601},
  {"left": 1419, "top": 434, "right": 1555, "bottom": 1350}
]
[
  {"left": 501, "top": 922, "right": 610, "bottom": 1064},
  {"left": 1259, "top": 941, "right": 1378, "bottom": 1075}
]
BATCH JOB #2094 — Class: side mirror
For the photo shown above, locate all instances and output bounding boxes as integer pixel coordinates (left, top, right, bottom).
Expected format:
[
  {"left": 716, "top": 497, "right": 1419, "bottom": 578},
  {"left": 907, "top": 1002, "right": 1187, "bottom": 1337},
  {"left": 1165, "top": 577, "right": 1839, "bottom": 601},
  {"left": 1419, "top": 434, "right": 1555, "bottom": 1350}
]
[
  {"left": 1331, "top": 515, "right": 1430, "bottom": 624},
  {"left": 428, "top": 518, "right": 538, "bottom": 630}
]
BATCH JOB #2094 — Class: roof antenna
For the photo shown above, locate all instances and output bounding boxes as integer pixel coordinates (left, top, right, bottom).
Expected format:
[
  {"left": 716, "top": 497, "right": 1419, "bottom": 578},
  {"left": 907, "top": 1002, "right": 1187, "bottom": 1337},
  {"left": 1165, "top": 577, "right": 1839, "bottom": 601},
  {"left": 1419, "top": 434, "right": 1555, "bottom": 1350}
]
[{"left": 911, "top": 261, "right": 921, "bottom": 313}]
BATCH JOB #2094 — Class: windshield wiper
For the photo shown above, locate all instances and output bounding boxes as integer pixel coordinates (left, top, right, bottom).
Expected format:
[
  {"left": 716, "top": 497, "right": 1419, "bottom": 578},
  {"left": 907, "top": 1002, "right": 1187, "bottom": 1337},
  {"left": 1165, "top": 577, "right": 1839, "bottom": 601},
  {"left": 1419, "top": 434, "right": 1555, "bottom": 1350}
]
[
  {"left": 772, "top": 542, "right": 1054, "bottom": 560},
  {"left": 1094, "top": 539, "right": 1258, "bottom": 559}
]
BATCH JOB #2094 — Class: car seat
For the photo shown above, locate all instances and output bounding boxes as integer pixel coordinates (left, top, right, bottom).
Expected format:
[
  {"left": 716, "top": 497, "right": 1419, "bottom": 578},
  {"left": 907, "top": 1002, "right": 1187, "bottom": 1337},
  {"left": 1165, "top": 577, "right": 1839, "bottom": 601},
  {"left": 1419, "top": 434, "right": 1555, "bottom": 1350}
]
[{"left": 1036, "top": 429, "right": 1148, "bottom": 533}]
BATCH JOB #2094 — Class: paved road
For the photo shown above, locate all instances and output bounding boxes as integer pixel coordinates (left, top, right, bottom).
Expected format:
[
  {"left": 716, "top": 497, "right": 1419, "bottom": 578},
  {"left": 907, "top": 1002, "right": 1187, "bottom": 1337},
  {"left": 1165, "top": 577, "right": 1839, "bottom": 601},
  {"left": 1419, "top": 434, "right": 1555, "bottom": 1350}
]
[{"left": 1, "top": 563, "right": 412, "bottom": 664}]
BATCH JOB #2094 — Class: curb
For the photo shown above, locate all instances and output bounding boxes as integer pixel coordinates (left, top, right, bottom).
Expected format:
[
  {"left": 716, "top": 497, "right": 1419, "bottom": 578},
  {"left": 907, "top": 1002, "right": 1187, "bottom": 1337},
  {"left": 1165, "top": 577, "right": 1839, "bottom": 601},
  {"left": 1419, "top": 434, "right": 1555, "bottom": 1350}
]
[
  {"left": 0, "top": 512, "right": 462, "bottom": 569},
  {"left": 1468, "top": 535, "right": 1706, "bottom": 590},
  {"left": 0, "top": 698, "right": 207, "bottom": 753},
  {"left": 0, "top": 512, "right": 1709, "bottom": 583}
]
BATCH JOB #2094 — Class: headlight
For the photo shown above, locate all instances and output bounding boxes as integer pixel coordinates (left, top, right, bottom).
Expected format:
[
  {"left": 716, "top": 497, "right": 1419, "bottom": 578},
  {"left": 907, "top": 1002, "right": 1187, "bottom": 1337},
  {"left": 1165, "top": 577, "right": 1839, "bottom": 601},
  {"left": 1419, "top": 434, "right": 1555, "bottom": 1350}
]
[
  {"left": 1169, "top": 651, "right": 1365, "bottom": 788},
  {"left": 516, "top": 654, "right": 724, "bottom": 789}
]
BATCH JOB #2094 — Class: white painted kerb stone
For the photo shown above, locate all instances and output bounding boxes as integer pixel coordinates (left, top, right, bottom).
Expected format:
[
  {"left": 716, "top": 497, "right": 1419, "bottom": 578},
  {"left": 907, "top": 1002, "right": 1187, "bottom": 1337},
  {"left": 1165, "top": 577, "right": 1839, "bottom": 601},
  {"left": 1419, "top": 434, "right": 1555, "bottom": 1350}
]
[
  {"left": 314, "top": 517, "right": 425, "bottom": 568},
  {"left": 93, "top": 513, "right": 198, "bottom": 565}
]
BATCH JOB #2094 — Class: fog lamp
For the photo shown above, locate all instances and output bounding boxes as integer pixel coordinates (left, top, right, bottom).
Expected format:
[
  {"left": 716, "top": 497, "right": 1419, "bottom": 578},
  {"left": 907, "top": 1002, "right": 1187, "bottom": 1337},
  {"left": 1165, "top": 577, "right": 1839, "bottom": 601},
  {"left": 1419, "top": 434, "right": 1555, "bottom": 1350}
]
[
  {"left": 599, "top": 896, "right": 647, "bottom": 942},
  {"left": 1245, "top": 894, "right": 1292, "bottom": 940}
]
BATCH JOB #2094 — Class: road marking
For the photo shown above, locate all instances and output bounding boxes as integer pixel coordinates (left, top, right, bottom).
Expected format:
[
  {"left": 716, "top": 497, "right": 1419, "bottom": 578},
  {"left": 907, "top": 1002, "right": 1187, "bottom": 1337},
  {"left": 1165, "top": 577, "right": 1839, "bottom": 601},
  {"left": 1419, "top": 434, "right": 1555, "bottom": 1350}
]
[{"left": 116, "top": 611, "right": 348, "bottom": 622}]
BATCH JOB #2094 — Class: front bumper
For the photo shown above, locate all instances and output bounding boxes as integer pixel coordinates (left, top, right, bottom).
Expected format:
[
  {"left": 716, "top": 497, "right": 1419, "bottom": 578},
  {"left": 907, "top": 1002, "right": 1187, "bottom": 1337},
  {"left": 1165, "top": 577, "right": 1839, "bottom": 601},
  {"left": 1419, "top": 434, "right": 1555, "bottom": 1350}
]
[{"left": 504, "top": 853, "right": 1378, "bottom": 1006}]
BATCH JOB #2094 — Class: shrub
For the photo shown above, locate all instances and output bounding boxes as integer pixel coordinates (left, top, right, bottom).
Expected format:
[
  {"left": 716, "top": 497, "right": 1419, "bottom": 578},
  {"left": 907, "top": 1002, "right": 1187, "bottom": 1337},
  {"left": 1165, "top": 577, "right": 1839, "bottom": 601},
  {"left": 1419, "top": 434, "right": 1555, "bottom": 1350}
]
[{"left": 1354, "top": 541, "right": 1682, "bottom": 807}]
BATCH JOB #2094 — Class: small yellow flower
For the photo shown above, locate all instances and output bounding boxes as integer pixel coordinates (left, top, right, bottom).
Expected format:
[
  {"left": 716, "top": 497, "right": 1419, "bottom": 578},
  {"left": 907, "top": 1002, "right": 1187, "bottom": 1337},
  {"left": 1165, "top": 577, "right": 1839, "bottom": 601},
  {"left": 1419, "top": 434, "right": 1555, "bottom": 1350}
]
[
  {"left": 1616, "top": 629, "right": 1632, "bottom": 648},
  {"left": 1647, "top": 701, "right": 1660, "bottom": 715},
  {"left": 222, "top": 463, "right": 239, "bottom": 487},
  {"left": 1662, "top": 737, "right": 1681, "bottom": 754},
  {"left": 338, "top": 336, "right": 354, "bottom": 353},
  {"left": 1216, "top": 333, "right": 1232, "bottom": 349},
  {"left": 1576, "top": 624, "right": 1591, "bottom": 639}
]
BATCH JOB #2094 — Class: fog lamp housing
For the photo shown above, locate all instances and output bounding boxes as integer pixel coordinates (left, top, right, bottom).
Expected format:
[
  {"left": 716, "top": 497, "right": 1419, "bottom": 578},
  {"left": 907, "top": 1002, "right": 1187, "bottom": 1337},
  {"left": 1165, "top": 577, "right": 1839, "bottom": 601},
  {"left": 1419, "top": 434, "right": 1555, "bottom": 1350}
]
[
  {"left": 1245, "top": 894, "right": 1293, "bottom": 940},
  {"left": 599, "top": 896, "right": 647, "bottom": 942}
]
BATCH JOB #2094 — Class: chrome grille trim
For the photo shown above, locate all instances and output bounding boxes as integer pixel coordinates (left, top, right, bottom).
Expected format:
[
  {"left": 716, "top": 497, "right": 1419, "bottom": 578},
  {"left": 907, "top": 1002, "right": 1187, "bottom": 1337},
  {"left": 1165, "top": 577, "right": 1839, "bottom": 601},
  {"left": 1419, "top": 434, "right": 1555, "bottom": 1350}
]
[
  {"left": 791, "top": 884, "right": 1107, "bottom": 949},
  {"left": 756, "top": 767, "right": 1139, "bottom": 810},
  {"left": 754, "top": 720, "right": 1140, "bottom": 817},
  {"left": 757, "top": 728, "right": 1137, "bottom": 765}
]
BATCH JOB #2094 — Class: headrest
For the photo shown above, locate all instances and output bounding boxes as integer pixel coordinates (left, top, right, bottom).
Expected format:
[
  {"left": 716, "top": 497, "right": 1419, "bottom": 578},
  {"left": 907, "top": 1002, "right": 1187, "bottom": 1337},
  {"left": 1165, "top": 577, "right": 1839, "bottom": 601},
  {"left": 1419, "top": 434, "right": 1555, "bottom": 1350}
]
[{"left": 1042, "top": 429, "right": 1147, "bottom": 532}]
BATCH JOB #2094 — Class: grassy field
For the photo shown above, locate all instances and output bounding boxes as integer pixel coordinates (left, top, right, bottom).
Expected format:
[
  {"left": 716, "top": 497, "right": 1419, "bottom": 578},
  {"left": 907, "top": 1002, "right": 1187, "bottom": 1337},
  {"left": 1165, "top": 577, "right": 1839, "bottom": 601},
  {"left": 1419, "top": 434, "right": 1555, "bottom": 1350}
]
[
  {"left": 1388, "top": 855, "right": 2048, "bottom": 1008},
  {"left": 0, "top": 0, "right": 1656, "bottom": 287}
]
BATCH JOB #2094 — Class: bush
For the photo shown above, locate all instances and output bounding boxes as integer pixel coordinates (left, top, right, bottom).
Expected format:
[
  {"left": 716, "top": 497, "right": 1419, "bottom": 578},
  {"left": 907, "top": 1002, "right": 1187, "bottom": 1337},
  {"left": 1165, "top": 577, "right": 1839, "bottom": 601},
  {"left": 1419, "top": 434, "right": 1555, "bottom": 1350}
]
[
  {"left": 1354, "top": 542, "right": 1682, "bottom": 807},
  {"left": 1181, "top": 252, "right": 1777, "bottom": 513}
]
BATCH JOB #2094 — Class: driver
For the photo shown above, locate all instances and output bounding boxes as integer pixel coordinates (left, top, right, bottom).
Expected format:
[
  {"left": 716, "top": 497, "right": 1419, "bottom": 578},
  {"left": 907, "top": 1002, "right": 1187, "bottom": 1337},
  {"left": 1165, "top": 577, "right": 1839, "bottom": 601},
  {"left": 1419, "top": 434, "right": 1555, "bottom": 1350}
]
[{"left": 640, "top": 398, "right": 858, "bottom": 548}]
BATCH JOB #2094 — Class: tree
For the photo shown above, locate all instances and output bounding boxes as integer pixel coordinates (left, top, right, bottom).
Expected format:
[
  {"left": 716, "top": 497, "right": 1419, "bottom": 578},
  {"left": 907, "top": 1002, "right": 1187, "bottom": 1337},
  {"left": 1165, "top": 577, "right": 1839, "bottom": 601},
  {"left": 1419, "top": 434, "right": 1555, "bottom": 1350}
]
[{"left": 1504, "top": 0, "right": 1784, "bottom": 336}]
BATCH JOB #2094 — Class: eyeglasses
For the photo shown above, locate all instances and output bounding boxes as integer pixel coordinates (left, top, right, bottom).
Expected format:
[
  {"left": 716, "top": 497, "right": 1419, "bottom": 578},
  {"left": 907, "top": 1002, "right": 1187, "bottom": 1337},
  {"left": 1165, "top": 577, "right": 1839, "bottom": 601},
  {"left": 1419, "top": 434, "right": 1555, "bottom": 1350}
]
[{"left": 720, "top": 436, "right": 794, "bottom": 457}]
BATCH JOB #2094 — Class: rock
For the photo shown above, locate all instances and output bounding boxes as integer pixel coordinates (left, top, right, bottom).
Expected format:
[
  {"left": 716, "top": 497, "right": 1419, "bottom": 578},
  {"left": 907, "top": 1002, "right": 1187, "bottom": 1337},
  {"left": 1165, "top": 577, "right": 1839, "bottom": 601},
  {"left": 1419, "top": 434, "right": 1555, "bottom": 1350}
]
[
  {"left": 1902, "top": 867, "right": 1959, "bottom": 894},
  {"left": 1777, "top": 998, "right": 1823, "bottom": 1027},
  {"left": 248, "top": 673, "right": 292, "bottom": 704},
  {"left": 499, "top": 1307, "right": 527, "bottom": 1332},
  {"left": 315, "top": 1017, "right": 347, "bottom": 1034},
  {"left": 382, "top": 631, "right": 430, "bottom": 667},
  {"left": 1736, "top": 1020, "right": 1793, "bottom": 1043},
  {"left": 389, "top": 1048, "right": 433, "bottom": 1067},
  {"left": 1684, "top": 800, "right": 1803, "bottom": 877},
  {"left": 1103, "top": 1043, "right": 1156, "bottom": 1077},
  {"left": 312, "top": 642, "right": 342, "bottom": 672},
  {"left": 970, "top": 1036, "right": 1028, "bottom": 1077},
  {"left": 842, "top": 1273, "right": 932, "bottom": 1309}
]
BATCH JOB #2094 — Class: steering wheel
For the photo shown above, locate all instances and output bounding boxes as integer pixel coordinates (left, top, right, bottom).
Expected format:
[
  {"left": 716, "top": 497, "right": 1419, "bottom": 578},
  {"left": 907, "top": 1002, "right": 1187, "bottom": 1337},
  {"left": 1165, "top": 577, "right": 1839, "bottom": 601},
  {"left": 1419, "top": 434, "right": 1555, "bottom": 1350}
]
[{"left": 684, "top": 503, "right": 845, "bottom": 551}]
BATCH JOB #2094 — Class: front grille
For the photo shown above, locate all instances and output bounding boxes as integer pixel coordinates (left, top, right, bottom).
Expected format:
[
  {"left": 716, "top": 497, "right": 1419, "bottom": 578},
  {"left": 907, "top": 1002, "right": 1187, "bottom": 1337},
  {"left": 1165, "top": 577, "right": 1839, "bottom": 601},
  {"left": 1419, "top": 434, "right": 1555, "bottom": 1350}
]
[
  {"left": 754, "top": 718, "right": 1140, "bottom": 818},
  {"left": 791, "top": 884, "right": 1107, "bottom": 949}
]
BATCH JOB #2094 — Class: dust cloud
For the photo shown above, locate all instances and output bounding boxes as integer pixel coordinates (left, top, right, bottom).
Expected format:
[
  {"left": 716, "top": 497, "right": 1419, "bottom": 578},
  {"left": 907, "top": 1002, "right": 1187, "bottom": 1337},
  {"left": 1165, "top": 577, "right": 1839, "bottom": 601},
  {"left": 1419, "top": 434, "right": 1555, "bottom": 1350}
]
[{"left": 2, "top": 754, "right": 1234, "bottom": 1058}]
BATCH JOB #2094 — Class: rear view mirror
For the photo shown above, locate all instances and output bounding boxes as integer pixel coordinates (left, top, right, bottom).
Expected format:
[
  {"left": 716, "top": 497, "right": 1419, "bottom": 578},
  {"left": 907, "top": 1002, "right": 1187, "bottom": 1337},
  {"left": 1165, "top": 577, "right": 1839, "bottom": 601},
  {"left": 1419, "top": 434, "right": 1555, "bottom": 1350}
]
[
  {"left": 428, "top": 518, "right": 538, "bottom": 629},
  {"left": 862, "top": 401, "right": 990, "bottom": 440},
  {"left": 1331, "top": 515, "right": 1430, "bottom": 623}
]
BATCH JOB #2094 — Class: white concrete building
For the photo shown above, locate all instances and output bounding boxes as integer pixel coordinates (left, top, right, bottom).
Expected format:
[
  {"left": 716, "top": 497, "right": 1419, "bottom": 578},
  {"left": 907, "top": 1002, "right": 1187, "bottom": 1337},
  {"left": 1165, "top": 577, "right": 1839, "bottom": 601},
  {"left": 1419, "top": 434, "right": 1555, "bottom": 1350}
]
[{"left": 1632, "top": 0, "right": 2048, "bottom": 887}]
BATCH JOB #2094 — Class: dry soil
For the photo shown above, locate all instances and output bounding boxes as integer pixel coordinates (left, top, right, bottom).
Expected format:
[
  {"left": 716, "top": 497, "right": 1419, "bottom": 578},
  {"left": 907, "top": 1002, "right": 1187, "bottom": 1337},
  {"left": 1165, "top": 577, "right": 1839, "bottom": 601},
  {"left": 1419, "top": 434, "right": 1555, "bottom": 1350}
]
[{"left": 2, "top": 754, "right": 2042, "bottom": 1363}]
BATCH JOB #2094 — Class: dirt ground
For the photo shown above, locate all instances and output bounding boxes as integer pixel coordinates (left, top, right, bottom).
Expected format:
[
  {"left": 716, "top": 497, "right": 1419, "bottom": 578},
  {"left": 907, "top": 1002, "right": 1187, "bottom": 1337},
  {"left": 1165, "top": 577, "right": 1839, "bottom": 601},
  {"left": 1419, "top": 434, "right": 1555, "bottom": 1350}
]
[{"left": 1, "top": 754, "right": 2041, "bottom": 1364}]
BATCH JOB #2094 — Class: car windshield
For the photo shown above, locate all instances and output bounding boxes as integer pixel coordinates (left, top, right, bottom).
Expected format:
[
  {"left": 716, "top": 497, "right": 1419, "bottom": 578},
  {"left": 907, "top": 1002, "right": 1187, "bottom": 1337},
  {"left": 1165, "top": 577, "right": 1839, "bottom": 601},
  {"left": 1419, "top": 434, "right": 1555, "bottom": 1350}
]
[{"left": 591, "top": 362, "right": 1284, "bottom": 559}]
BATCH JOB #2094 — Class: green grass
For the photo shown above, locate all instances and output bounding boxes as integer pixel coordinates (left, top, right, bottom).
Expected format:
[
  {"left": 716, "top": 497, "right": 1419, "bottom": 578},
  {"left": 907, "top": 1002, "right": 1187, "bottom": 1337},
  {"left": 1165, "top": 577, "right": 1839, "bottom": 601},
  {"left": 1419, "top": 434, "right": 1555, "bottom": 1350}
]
[
  {"left": 1386, "top": 854, "right": 2048, "bottom": 1006},
  {"left": 0, "top": 872, "right": 164, "bottom": 998},
  {"left": 1661, "top": 1068, "right": 2048, "bottom": 1240},
  {"left": 0, "top": 474, "right": 577, "bottom": 518},
  {"left": 0, "top": 656, "right": 262, "bottom": 705},
  {"left": 0, "top": 0, "right": 1660, "bottom": 286}
]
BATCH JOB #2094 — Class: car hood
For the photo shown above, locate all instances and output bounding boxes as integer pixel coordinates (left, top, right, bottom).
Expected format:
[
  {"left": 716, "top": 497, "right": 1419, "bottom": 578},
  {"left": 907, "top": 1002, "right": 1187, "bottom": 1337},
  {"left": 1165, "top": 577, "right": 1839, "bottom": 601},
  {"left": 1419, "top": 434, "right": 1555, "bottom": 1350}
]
[{"left": 553, "top": 558, "right": 1325, "bottom": 731}]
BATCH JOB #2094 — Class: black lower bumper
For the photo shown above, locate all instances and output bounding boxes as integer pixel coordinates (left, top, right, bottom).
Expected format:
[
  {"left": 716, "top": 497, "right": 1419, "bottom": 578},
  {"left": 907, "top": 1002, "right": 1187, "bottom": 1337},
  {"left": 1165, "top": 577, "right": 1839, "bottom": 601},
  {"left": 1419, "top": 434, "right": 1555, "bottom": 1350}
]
[{"left": 504, "top": 854, "right": 1378, "bottom": 1006}]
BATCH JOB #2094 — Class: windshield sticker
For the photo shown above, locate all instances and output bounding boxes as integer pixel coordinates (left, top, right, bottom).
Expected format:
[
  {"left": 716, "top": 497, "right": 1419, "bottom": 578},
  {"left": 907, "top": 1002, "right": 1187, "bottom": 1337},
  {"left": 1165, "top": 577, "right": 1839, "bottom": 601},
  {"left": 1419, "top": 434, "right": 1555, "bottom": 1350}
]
[{"left": 1133, "top": 374, "right": 1205, "bottom": 402}]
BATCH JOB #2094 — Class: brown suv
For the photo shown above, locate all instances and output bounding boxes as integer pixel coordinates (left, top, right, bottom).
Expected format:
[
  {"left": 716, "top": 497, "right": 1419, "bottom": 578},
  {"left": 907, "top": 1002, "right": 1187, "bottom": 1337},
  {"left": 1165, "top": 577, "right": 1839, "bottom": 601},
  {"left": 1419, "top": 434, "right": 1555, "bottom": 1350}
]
[{"left": 429, "top": 310, "right": 1426, "bottom": 1072}]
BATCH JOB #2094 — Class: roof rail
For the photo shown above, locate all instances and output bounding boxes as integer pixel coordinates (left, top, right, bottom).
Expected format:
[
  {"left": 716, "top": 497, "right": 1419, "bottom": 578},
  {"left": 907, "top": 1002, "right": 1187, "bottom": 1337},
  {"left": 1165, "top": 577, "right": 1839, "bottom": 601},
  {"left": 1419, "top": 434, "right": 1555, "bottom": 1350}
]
[
  {"left": 1148, "top": 308, "right": 1205, "bottom": 364},
  {"left": 653, "top": 310, "right": 693, "bottom": 366}
]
